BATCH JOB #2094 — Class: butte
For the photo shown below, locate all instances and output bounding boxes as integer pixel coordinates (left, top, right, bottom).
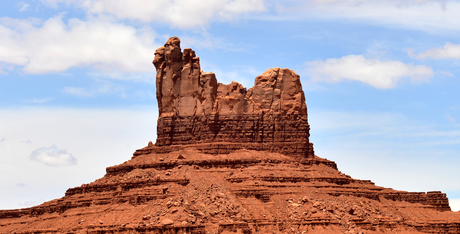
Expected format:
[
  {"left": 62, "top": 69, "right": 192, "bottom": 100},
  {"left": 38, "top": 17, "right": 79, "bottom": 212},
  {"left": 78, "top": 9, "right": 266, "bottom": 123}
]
[{"left": 1, "top": 37, "right": 460, "bottom": 234}]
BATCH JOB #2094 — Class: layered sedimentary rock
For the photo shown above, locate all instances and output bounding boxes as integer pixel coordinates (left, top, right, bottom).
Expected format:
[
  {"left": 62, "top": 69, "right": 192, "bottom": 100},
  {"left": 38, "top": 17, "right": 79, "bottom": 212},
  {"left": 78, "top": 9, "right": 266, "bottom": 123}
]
[
  {"left": 0, "top": 37, "right": 459, "bottom": 234},
  {"left": 0, "top": 149, "right": 455, "bottom": 234},
  {"left": 148, "top": 37, "right": 313, "bottom": 158}
]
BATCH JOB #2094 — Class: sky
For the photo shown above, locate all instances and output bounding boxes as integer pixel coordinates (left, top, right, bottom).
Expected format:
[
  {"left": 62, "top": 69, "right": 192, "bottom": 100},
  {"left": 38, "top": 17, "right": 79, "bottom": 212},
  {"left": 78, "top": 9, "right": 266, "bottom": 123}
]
[{"left": 1, "top": 0, "right": 460, "bottom": 211}]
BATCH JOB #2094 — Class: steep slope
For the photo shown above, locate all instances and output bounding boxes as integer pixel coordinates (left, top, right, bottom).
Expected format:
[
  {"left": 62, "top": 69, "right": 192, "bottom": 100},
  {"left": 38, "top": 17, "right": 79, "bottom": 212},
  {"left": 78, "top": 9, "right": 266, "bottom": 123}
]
[{"left": 0, "top": 37, "right": 458, "bottom": 234}]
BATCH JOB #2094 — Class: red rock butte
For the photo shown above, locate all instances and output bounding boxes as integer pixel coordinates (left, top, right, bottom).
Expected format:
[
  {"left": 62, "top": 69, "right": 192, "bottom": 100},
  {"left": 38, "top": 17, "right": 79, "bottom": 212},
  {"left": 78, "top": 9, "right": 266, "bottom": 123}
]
[
  {"left": 1, "top": 37, "right": 460, "bottom": 234},
  {"left": 144, "top": 36, "right": 314, "bottom": 158}
]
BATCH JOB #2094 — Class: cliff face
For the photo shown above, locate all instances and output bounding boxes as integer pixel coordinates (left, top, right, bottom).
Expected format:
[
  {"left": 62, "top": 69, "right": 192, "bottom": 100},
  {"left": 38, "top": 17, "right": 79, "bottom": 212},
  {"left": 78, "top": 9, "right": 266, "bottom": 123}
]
[
  {"left": 150, "top": 37, "right": 313, "bottom": 158},
  {"left": 0, "top": 37, "right": 459, "bottom": 234}
]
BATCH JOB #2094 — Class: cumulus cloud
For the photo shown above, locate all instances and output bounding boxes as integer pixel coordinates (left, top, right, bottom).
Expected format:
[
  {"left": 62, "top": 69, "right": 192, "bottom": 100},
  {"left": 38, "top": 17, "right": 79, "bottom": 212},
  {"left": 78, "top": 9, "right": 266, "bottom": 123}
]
[
  {"left": 306, "top": 55, "right": 433, "bottom": 89},
  {"left": 30, "top": 145, "right": 77, "bottom": 166},
  {"left": 42, "top": 0, "right": 266, "bottom": 29},
  {"left": 0, "top": 15, "right": 158, "bottom": 75},
  {"left": 409, "top": 42, "right": 460, "bottom": 60}
]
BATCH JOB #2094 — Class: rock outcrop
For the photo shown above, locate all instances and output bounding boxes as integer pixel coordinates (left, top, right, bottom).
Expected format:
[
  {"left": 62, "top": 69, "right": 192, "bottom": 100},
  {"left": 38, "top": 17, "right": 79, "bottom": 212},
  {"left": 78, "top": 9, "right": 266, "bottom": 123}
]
[
  {"left": 0, "top": 37, "right": 459, "bottom": 234},
  {"left": 148, "top": 37, "right": 313, "bottom": 158}
]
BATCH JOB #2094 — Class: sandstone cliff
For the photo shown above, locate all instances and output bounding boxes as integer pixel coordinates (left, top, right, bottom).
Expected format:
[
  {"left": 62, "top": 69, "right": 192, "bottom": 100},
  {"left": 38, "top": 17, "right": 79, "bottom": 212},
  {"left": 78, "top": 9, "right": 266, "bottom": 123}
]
[{"left": 0, "top": 37, "right": 459, "bottom": 234}]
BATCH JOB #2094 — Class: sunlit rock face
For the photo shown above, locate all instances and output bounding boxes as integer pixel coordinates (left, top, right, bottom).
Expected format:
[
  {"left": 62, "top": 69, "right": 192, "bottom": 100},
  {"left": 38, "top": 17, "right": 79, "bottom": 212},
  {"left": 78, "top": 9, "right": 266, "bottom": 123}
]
[
  {"left": 152, "top": 37, "right": 314, "bottom": 158},
  {"left": 0, "top": 37, "right": 456, "bottom": 234}
]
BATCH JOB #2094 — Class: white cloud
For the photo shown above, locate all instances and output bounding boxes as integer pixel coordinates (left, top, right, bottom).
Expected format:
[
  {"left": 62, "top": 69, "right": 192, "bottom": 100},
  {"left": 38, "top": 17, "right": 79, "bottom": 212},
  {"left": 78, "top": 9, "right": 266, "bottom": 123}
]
[
  {"left": 18, "top": 2, "right": 30, "bottom": 12},
  {"left": 446, "top": 114, "right": 456, "bottom": 123},
  {"left": 201, "top": 63, "right": 262, "bottom": 88},
  {"left": 64, "top": 81, "right": 126, "bottom": 97},
  {"left": 439, "top": 70, "right": 454, "bottom": 77},
  {"left": 306, "top": 55, "right": 433, "bottom": 89},
  {"left": 309, "top": 110, "right": 460, "bottom": 206},
  {"left": 16, "top": 183, "right": 27, "bottom": 188},
  {"left": 27, "top": 97, "right": 54, "bottom": 104},
  {"left": 311, "top": 0, "right": 446, "bottom": 6},
  {"left": 30, "top": 145, "right": 77, "bottom": 166},
  {"left": 0, "top": 107, "right": 157, "bottom": 209},
  {"left": 262, "top": 0, "right": 460, "bottom": 33},
  {"left": 0, "top": 15, "right": 158, "bottom": 75},
  {"left": 19, "top": 199, "right": 45, "bottom": 208},
  {"left": 409, "top": 42, "right": 460, "bottom": 60},
  {"left": 63, "top": 87, "right": 94, "bottom": 97},
  {"left": 449, "top": 198, "right": 460, "bottom": 212},
  {"left": 42, "top": 0, "right": 266, "bottom": 29}
]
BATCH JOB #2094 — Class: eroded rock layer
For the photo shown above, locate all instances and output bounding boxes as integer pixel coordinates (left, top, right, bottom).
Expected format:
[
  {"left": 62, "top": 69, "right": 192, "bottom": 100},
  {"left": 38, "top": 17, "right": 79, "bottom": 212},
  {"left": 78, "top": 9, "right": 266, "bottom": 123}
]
[
  {"left": 151, "top": 37, "right": 313, "bottom": 158},
  {"left": 0, "top": 149, "right": 456, "bottom": 234},
  {"left": 0, "top": 37, "right": 459, "bottom": 234}
]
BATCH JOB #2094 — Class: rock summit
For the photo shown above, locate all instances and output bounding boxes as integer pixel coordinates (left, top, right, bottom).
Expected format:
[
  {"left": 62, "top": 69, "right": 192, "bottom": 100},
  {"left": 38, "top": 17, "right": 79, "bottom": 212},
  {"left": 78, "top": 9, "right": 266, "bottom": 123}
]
[{"left": 149, "top": 36, "right": 313, "bottom": 158}]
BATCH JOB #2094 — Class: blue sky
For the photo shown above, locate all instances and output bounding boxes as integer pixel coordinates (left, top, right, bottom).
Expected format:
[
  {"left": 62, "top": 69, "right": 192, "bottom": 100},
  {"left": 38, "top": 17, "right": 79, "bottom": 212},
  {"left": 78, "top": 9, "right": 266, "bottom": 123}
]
[{"left": 1, "top": 0, "right": 460, "bottom": 210}]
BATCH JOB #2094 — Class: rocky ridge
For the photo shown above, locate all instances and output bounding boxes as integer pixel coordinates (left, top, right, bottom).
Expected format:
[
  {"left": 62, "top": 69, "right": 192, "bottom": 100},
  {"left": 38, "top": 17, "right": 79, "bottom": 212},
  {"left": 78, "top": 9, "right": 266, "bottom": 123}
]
[{"left": 0, "top": 37, "right": 459, "bottom": 234}]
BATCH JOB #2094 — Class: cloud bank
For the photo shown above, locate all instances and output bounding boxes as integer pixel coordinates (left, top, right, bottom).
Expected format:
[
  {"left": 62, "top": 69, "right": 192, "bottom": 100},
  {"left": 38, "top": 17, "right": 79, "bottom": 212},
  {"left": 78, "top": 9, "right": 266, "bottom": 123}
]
[
  {"left": 306, "top": 55, "right": 433, "bottom": 89},
  {"left": 0, "top": 16, "right": 157, "bottom": 74},
  {"left": 30, "top": 145, "right": 77, "bottom": 166}
]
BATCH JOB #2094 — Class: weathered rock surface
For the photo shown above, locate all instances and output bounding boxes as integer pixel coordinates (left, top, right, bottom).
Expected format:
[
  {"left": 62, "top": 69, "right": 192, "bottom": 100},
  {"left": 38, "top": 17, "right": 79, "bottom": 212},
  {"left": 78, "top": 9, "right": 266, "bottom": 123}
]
[
  {"left": 0, "top": 37, "right": 459, "bottom": 234},
  {"left": 149, "top": 37, "right": 313, "bottom": 158}
]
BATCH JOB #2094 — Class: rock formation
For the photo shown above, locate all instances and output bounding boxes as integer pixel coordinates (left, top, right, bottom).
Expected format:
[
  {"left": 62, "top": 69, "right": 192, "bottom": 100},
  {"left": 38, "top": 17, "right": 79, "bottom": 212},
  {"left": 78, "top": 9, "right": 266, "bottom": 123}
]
[
  {"left": 1, "top": 37, "right": 459, "bottom": 234},
  {"left": 148, "top": 37, "right": 314, "bottom": 158}
]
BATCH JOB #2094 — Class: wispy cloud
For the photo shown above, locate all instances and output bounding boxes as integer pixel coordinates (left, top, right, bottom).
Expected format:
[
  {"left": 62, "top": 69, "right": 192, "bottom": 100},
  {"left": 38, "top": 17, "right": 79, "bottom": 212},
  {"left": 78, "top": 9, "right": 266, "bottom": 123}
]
[
  {"left": 258, "top": 0, "right": 460, "bottom": 33},
  {"left": 30, "top": 145, "right": 77, "bottom": 166},
  {"left": 64, "top": 82, "right": 125, "bottom": 98},
  {"left": 306, "top": 55, "right": 433, "bottom": 89},
  {"left": 19, "top": 199, "right": 45, "bottom": 208},
  {"left": 439, "top": 70, "right": 454, "bottom": 77},
  {"left": 201, "top": 63, "right": 262, "bottom": 88},
  {"left": 409, "top": 42, "right": 460, "bottom": 60},
  {"left": 27, "top": 97, "right": 54, "bottom": 104},
  {"left": 446, "top": 114, "right": 456, "bottom": 123},
  {"left": 309, "top": 109, "right": 460, "bottom": 198},
  {"left": 63, "top": 87, "right": 94, "bottom": 97},
  {"left": 16, "top": 183, "right": 27, "bottom": 188},
  {"left": 311, "top": 110, "right": 460, "bottom": 140},
  {"left": 42, "top": 0, "right": 267, "bottom": 29},
  {"left": 18, "top": 2, "right": 30, "bottom": 12}
]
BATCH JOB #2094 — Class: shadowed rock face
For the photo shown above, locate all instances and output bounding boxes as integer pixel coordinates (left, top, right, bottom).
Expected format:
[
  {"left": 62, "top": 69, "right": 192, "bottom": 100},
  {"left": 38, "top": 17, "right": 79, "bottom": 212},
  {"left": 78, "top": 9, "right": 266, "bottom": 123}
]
[{"left": 151, "top": 37, "right": 314, "bottom": 158}]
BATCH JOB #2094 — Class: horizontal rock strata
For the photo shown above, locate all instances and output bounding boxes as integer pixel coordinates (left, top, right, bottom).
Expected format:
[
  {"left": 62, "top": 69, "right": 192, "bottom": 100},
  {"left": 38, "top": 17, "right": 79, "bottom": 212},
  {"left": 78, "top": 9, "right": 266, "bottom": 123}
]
[
  {"left": 0, "top": 149, "right": 455, "bottom": 234},
  {"left": 0, "top": 37, "right": 458, "bottom": 234},
  {"left": 152, "top": 37, "right": 313, "bottom": 158}
]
